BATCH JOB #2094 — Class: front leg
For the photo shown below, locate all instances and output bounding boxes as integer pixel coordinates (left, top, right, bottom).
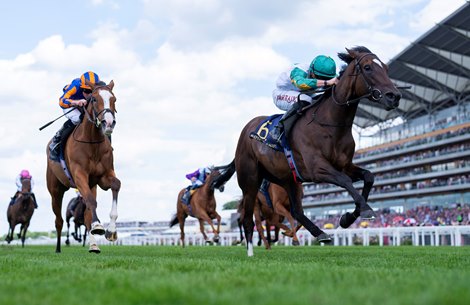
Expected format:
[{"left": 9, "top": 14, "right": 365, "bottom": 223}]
[
  {"left": 285, "top": 182, "right": 331, "bottom": 243},
  {"left": 99, "top": 173, "right": 121, "bottom": 242},
  {"left": 314, "top": 164, "right": 375, "bottom": 228}
]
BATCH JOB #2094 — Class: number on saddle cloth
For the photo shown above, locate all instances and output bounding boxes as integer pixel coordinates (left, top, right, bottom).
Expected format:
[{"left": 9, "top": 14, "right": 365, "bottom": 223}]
[{"left": 249, "top": 115, "right": 286, "bottom": 151}]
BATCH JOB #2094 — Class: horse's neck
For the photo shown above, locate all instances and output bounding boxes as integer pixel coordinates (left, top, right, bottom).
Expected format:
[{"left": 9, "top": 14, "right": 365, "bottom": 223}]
[{"left": 77, "top": 119, "right": 105, "bottom": 142}]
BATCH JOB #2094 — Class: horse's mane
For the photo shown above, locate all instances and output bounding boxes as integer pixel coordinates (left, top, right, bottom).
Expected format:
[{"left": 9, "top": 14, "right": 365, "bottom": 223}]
[{"left": 337, "top": 46, "right": 372, "bottom": 80}]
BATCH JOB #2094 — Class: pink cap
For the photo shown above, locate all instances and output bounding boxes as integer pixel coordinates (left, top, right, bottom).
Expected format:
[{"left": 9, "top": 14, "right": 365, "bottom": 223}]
[{"left": 20, "top": 169, "right": 31, "bottom": 179}]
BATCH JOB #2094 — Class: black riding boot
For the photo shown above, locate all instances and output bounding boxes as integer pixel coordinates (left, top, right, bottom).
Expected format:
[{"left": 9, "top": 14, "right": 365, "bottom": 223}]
[
  {"left": 31, "top": 193, "right": 38, "bottom": 209},
  {"left": 49, "top": 119, "right": 76, "bottom": 162},
  {"left": 270, "top": 99, "right": 309, "bottom": 141},
  {"left": 9, "top": 192, "right": 18, "bottom": 206}
]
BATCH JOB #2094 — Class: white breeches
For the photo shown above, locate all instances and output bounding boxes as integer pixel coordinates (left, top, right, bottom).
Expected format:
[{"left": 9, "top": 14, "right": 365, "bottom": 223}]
[
  {"left": 64, "top": 107, "right": 82, "bottom": 125},
  {"left": 272, "top": 89, "right": 313, "bottom": 111}
]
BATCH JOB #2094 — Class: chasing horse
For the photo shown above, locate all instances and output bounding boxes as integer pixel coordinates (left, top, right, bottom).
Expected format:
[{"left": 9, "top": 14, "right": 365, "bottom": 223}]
[
  {"left": 65, "top": 192, "right": 87, "bottom": 247},
  {"left": 213, "top": 46, "right": 402, "bottom": 256},
  {"left": 6, "top": 176, "right": 36, "bottom": 247},
  {"left": 237, "top": 180, "right": 301, "bottom": 249},
  {"left": 170, "top": 167, "right": 225, "bottom": 247},
  {"left": 46, "top": 77, "right": 120, "bottom": 254}
]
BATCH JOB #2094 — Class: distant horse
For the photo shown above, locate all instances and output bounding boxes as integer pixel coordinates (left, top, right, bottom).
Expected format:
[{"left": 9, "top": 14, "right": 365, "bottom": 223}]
[
  {"left": 46, "top": 80, "right": 121, "bottom": 254},
  {"left": 170, "top": 168, "right": 224, "bottom": 247},
  {"left": 213, "top": 46, "right": 401, "bottom": 256},
  {"left": 65, "top": 195, "right": 87, "bottom": 247},
  {"left": 6, "top": 178, "right": 35, "bottom": 247}
]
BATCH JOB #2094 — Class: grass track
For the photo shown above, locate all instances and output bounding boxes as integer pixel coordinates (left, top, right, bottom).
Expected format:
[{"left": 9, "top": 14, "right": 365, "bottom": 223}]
[{"left": 0, "top": 245, "right": 469, "bottom": 305}]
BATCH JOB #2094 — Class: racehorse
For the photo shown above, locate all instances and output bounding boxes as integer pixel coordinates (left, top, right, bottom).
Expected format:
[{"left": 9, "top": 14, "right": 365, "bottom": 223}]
[
  {"left": 213, "top": 46, "right": 401, "bottom": 256},
  {"left": 256, "top": 182, "right": 302, "bottom": 247},
  {"left": 65, "top": 195, "right": 87, "bottom": 247},
  {"left": 6, "top": 178, "right": 35, "bottom": 247},
  {"left": 46, "top": 80, "right": 121, "bottom": 254},
  {"left": 237, "top": 182, "right": 301, "bottom": 249},
  {"left": 170, "top": 168, "right": 224, "bottom": 247}
]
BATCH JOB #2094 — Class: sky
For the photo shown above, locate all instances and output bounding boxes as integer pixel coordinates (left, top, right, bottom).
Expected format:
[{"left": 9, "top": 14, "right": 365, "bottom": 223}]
[{"left": 0, "top": 0, "right": 467, "bottom": 233}]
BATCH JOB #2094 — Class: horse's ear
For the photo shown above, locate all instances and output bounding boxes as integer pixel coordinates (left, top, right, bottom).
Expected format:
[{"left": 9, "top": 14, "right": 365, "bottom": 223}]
[
  {"left": 346, "top": 47, "right": 358, "bottom": 58},
  {"left": 108, "top": 80, "right": 114, "bottom": 90}
]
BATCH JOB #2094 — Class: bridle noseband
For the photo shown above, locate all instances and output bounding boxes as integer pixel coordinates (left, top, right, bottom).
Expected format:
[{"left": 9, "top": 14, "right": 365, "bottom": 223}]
[{"left": 332, "top": 52, "right": 384, "bottom": 106}]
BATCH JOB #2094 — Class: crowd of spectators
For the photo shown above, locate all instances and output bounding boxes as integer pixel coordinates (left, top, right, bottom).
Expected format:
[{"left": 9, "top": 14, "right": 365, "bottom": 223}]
[{"left": 312, "top": 203, "right": 470, "bottom": 229}]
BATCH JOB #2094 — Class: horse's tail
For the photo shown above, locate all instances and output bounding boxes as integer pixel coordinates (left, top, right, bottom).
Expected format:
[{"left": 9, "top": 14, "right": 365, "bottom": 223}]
[
  {"left": 169, "top": 214, "right": 179, "bottom": 228},
  {"left": 212, "top": 159, "right": 236, "bottom": 189}
]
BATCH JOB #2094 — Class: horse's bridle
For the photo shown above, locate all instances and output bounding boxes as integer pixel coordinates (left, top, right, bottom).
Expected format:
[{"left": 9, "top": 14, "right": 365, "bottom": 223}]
[
  {"left": 332, "top": 52, "right": 384, "bottom": 106},
  {"left": 84, "top": 86, "right": 116, "bottom": 129}
]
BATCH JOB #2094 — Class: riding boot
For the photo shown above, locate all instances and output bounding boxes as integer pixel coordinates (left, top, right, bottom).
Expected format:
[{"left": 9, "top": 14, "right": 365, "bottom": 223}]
[
  {"left": 9, "top": 192, "right": 18, "bottom": 206},
  {"left": 31, "top": 193, "right": 38, "bottom": 209},
  {"left": 49, "top": 119, "right": 76, "bottom": 162},
  {"left": 270, "top": 99, "right": 309, "bottom": 142}
]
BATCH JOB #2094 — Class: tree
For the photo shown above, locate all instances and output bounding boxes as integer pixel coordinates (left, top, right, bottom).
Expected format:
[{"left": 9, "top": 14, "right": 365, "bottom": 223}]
[{"left": 222, "top": 200, "right": 239, "bottom": 210}]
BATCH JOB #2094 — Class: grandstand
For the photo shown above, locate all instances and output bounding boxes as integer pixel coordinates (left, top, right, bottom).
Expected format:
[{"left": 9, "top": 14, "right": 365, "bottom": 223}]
[{"left": 302, "top": 2, "right": 470, "bottom": 227}]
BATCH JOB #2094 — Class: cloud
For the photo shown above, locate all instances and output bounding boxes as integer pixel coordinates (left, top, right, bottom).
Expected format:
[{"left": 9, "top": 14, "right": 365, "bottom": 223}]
[{"left": 0, "top": 0, "right": 466, "bottom": 234}]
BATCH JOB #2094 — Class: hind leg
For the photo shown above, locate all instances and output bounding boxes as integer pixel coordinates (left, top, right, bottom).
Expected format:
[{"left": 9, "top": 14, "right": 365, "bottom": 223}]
[{"left": 47, "top": 166, "right": 67, "bottom": 253}]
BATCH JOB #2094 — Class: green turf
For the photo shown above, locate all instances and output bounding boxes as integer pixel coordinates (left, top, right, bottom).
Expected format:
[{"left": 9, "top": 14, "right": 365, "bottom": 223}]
[{"left": 0, "top": 245, "right": 469, "bottom": 305}]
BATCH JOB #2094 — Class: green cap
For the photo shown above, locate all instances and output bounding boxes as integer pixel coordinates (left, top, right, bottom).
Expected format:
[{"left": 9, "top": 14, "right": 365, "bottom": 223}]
[{"left": 309, "top": 55, "right": 336, "bottom": 79}]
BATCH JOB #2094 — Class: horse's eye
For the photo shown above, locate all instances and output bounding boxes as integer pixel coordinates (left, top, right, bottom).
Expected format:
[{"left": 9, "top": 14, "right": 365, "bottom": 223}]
[{"left": 364, "top": 65, "right": 371, "bottom": 71}]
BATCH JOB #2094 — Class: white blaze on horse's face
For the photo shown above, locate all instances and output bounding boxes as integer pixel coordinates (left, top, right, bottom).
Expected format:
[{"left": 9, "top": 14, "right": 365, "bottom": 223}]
[
  {"left": 373, "top": 58, "right": 384, "bottom": 69},
  {"left": 99, "top": 90, "right": 116, "bottom": 135}
]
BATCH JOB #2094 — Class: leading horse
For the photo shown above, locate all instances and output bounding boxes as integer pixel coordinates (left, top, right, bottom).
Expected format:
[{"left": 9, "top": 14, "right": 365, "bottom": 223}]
[
  {"left": 6, "top": 177, "right": 35, "bottom": 247},
  {"left": 46, "top": 80, "right": 121, "bottom": 253},
  {"left": 213, "top": 46, "right": 401, "bottom": 256}
]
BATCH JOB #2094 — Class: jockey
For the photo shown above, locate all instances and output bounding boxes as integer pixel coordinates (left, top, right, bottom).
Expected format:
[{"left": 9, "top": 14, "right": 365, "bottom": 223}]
[
  {"left": 69, "top": 189, "right": 82, "bottom": 213},
  {"left": 186, "top": 167, "right": 212, "bottom": 190},
  {"left": 49, "top": 71, "right": 102, "bottom": 162},
  {"left": 9, "top": 169, "right": 38, "bottom": 208},
  {"left": 182, "top": 167, "right": 212, "bottom": 203},
  {"left": 271, "top": 55, "right": 339, "bottom": 140}
]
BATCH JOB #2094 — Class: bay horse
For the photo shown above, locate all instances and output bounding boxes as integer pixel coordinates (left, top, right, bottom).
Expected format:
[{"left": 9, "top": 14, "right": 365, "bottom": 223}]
[
  {"left": 46, "top": 80, "right": 120, "bottom": 253},
  {"left": 170, "top": 168, "right": 224, "bottom": 247},
  {"left": 6, "top": 178, "right": 35, "bottom": 247},
  {"left": 65, "top": 195, "right": 87, "bottom": 247},
  {"left": 213, "top": 46, "right": 401, "bottom": 256},
  {"left": 237, "top": 182, "right": 301, "bottom": 249}
]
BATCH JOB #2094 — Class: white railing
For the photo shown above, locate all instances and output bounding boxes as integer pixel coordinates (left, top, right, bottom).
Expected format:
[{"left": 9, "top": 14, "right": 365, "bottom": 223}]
[
  {"left": 104, "top": 225, "right": 470, "bottom": 247},
  {"left": 7, "top": 225, "right": 470, "bottom": 247}
]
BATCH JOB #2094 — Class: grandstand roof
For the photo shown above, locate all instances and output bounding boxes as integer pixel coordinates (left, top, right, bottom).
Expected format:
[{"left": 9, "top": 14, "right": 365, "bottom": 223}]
[{"left": 355, "top": 2, "right": 470, "bottom": 128}]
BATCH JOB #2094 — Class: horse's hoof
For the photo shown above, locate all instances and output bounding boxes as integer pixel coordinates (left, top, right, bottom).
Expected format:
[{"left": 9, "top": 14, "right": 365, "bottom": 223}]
[
  {"left": 316, "top": 233, "right": 332, "bottom": 243},
  {"left": 292, "top": 240, "right": 300, "bottom": 246},
  {"left": 360, "top": 209, "right": 376, "bottom": 220},
  {"left": 90, "top": 223, "right": 105, "bottom": 235},
  {"left": 340, "top": 212, "right": 357, "bottom": 228},
  {"left": 88, "top": 244, "right": 101, "bottom": 253},
  {"left": 281, "top": 231, "right": 294, "bottom": 237},
  {"left": 65, "top": 239, "right": 70, "bottom": 246},
  {"left": 105, "top": 230, "right": 118, "bottom": 242},
  {"left": 213, "top": 235, "right": 220, "bottom": 243}
]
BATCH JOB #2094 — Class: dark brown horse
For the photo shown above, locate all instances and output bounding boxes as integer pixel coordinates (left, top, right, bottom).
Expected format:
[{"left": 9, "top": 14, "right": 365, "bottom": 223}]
[
  {"left": 6, "top": 178, "right": 35, "bottom": 247},
  {"left": 46, "top": 80, "right": 121, "bottom": 253},
  {"left": 170, "top": 169, "right": 223, "bottom": 247},
  {"left": 213, "top": 46, "right": 401, "bottom": 256},
  {"left": 65, "top": 195, "right": 87, "bottom": 247}
]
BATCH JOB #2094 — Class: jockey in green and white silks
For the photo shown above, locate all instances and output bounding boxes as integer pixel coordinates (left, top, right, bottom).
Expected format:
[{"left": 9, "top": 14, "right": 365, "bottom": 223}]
[{"left": 271, "top": 55, "right": 338, "bottom": 140}]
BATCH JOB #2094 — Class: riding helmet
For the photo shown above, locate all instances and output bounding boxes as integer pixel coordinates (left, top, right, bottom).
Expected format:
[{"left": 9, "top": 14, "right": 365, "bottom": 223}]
[
  {"left": 80, "top": 71, "right": 100, "bottom": 89},
  {"left": 309, "top": 55, "right": 337, "bottom": 79}
]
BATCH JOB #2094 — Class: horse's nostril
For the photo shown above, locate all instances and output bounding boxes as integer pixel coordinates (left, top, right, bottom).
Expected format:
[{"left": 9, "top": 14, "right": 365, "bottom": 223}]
[{"left": 386, "top": 92, "right": 401, "bottom": 103}]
